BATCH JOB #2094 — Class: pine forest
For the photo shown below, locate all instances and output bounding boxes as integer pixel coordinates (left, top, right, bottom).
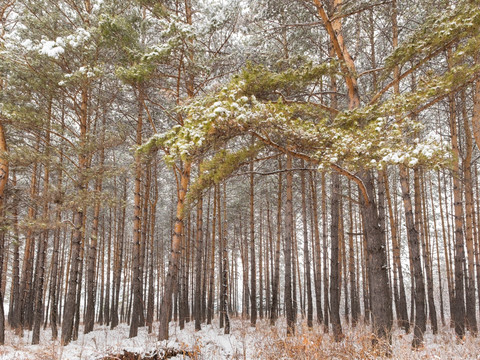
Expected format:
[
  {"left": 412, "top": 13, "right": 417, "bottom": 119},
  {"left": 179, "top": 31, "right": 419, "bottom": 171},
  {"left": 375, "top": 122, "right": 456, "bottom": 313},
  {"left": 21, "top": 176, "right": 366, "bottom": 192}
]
[{"left": 2, "top": 0, "right": 480, "bottom": 359}]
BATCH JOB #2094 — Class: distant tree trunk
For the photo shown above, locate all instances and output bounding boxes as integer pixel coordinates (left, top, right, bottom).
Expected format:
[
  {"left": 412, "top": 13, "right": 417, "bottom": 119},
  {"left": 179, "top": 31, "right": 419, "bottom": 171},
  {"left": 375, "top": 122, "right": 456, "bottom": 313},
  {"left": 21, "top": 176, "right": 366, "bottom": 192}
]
[
  {"left": 301, "top": 161, "right": 313, "bottom": 328},
  {"left": 218, "top": 186, "right": 224, "bottom": 328},
  {"left": 270, "top": 158, "right": 282, "bottom": 325},
  {"left": 330, "top": 172, "right": 343, "bottom": 341},
  {"left": 310, "top": 172, "right": 323, "bottom": 324},
  {"left": 222, "top": 183, "right": 230, "bottom": 334},
  {"left": 322, "top": 172, "right": 329, "bottom": 332},
  {"left": 429, "top": 175, "right": 445, "bottom": 326},
  {"left": 259, "top": 205, "right": 264, "bottom": 319},
  {"left": 399, "top": 165, "right": 426, "bottom": 348},
  {"left": 240, "top": 213, "right": 249, "bottom": 319},
  {"left": 266, "top": 200, "right": 272, "bottom": 320},
  {"left": 207, "top": 185, "right": 216, "bottom": 325},
  {"left": 413, "top": 168, "right": 426, "bottom": 336},
  {"left": 348, "top": 181, "right": 359, "bottom": 327},
  {"left": 194, "top": 182, "right": 203, "bottom": 331},
  {"left": 147, "top": 163, "right": 158, "bottom": 333},
  {"left": 384, "top": 170, "right": 409, "bottom": 332},
  {"left": 340, "top": 202, "right": 349, "bottom": 325},
  {"left": 201, "top": 190, "right": 210, "bottom": 322},
  {"left": 8, "top": 172, "right": 19, "bottom": 331},
  {"left": 419, "top": 169, "right": 438, "bottom": 335},
  {"left": 293, "top": 229, "right": 299, "bottom": 318},
  {"left": 111, "top": 178, "right": 126, "bottom": 329},
  {"left": 285, "top": 154, "right": 295, "bottom": 335},
  {"left": 103, "top": 208, "right": 112, "bottom": 326},
  {"left": 437, "top": 171, "right": 454, "bottom": 325},
  {"left": 360, "top": 214, "right": 370, "bottom": 325},
  {"left": 249, "top": 158, "right": 257, "bottom": 327}
]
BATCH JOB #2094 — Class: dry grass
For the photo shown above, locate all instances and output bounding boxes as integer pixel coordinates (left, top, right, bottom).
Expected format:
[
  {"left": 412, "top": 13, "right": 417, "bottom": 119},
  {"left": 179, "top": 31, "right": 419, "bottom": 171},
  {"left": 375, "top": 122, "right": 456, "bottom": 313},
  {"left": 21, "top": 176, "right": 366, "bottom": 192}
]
[{"left": 250, "top": 319, "right": 480, "bottom": 360}]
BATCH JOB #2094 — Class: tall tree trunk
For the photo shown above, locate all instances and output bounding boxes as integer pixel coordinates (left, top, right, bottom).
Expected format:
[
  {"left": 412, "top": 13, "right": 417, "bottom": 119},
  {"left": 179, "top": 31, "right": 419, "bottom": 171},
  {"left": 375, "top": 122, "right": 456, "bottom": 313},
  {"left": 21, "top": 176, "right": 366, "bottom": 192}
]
[
  {"left": 270, "top": 158, "right": 282, "bottom": 325},
  {"left": 322, "top": 172, "right": 329, "bottom": 332},
  {"left": 429, "top": 175, "right": 445, "bottom": 326},
  {"left": 461, "top": 90, "right": 477, "bottom": 335},
  {"left": 348, "top": 181, "right": 359, "bottom": 327},
  {"left": 62, "top": 87, "right": 88, "bottom": 345},
  {"left": 32, "top": 103, "right": 52, "bottom": 344},
  {"left": 16, "top": 140, "right": 39, "bottom": 334},
  {"left": 85, "top": 147, "right": 104, "bottom": 333},
  {"left": 8, "top": 172, "right": 19, "bottom": 331},
  {"left": 301, "top": 161, "right": 313, "bottom": 328},
  {"left": 310, "top": 172, "right": 323, "bottom": 325},
  {"left": 0, "top": 120, "right": 7, "bottom": 345},
  {"left": 158, "top": 162, "right": 191, "bottom": 340},
  {"left": 449, "top": 90, "right": 466, "bottom": 338},
  {"left": 222, "top": 183, "right": 230, "bottom": 334},
  {"left": 249, "top": 158, "right": 257, "bottom": 326},
  {"left": 111, "top": 178, "right": 126, "bottom": 329},
  {"left": 384, "top": 170, "right": 409, "bottom": 332},
  {"left": 330, "top": 172, "right": 343, "bottom": 341},
  {"left": 399, "top": 165, "right": 426, "bottom": 348},
  {"left": 284, "top": 154, "right": 295, "bottom": 335},
  {"left": 419, "top": 169, "right": 438, "bottom": 334},
  {"left": 194, "top": 178, "right": 203, "bottom": 331},
  {"left": 130, "top": 89, "right": 144, "bottom": 338},
  {"left": 207, "top": 185, "right": 216, "bottom": 325},
  {"left": 146, "top": 163, "right": 158, "bottom": 333}
]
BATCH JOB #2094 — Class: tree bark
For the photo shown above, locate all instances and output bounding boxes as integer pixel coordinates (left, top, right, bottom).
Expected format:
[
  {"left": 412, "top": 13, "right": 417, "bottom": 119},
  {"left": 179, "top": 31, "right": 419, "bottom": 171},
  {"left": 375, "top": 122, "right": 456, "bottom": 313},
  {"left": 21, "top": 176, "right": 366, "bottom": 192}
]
[
  {"left": 301, "top": 160, "right": 313, "bottom": 328},
  {"left": 158, "top": 162, "right": 191, "bottom": 340},
  {"left": 310, "top": 171, "right": 323, "bottom": 325},
  {"left": 284, "top": 154, "right": 295, "bottom": 335},
  {"left": 270, "top": 158, "right": 282, "bottom": 325},
  {"left": 62, "top": 87, "right": 88, "bottom": 345},
  {"left": 330, "top": 172, "right": 343, "bottom": 341},
  {"left": 249, "top": 159, "right": 257, "bottom": 326},
  {"left": 399, "top": 165, "right": 426, "bottom": 348}
]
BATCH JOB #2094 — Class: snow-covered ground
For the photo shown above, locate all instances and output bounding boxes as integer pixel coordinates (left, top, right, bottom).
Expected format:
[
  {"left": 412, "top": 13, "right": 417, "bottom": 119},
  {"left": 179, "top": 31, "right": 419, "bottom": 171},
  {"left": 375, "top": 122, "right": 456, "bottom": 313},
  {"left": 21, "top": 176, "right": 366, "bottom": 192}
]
[{"left": 1, "top": 318, "right": 480, "bottom": 359}]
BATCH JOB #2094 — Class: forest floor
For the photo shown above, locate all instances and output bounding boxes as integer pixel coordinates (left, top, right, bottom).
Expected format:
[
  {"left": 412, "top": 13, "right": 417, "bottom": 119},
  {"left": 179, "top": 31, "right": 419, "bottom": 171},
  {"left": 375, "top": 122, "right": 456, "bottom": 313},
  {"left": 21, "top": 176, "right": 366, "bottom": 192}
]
[{"left": 1, "top": 318, "right": 480, "bottom": 359}]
